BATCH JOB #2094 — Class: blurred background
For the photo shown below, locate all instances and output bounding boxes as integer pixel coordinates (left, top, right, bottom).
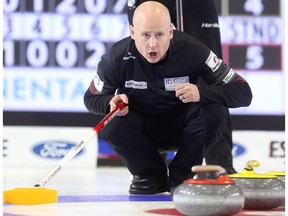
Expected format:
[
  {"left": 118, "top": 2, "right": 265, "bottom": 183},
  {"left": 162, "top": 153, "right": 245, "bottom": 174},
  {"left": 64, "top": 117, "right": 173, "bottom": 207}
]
[{"left": 2, "top": 0, "right": 285, "bottom": 172}]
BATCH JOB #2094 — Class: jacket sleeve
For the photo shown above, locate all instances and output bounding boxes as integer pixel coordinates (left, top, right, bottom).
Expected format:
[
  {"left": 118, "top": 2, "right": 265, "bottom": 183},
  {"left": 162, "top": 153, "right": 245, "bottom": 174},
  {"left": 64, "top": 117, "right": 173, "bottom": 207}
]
[
  {"left": 198, "top": 81, "right": 252, "bottom": 108},
  {"left": 83, "top": 85, "right": 114, "bottom": 115},
  {"left": 197, "top": 49, "right": 253, "bottom": 108},
  {"left": 83, "top": 50, "right": 119, "bottom": 115}
]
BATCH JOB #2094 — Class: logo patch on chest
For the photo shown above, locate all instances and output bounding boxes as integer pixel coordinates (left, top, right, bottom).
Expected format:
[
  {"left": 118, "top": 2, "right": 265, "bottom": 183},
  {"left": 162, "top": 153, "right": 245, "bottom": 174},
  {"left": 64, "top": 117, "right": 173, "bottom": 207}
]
[
  {"left": 164, "top": 76, "right": 189, "bottom": 91},
  {"left": 125, "top": 80, "right": 147, "bottom": 89}
]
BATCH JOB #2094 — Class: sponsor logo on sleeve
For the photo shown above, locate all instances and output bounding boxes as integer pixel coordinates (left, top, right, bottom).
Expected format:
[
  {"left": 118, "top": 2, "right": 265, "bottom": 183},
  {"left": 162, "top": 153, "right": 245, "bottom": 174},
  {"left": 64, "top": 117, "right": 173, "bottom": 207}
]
[
  {"left": 94, "top": 74, "right": 104, "bottom": 92},
  {"left": 223, "top": 69, "right": 235, "bottom": 83},
  {"left": 164, "top": 76, "right": 189, "bottom": 91},
  {"left": 205, "top": 51, "right": 222, "bottom": 72},
  {"left": 125, "top": 80, "right": 147, "bottom": 89}
]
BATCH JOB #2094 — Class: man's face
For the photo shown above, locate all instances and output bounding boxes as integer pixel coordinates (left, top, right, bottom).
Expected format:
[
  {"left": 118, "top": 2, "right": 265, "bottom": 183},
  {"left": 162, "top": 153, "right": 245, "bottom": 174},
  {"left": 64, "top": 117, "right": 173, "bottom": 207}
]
[{"left": 130, "top": 15, "right": 173, "bottom": 64}]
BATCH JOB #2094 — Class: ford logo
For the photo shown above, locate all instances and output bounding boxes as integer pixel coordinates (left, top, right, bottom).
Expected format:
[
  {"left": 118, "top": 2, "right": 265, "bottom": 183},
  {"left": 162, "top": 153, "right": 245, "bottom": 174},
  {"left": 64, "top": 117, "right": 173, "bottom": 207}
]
[
  {"left": 32, "top": 140, "right": 84, "bottom": 159},
  {"left": 232, "top": 143, "right": 246, "bottom": 158}
]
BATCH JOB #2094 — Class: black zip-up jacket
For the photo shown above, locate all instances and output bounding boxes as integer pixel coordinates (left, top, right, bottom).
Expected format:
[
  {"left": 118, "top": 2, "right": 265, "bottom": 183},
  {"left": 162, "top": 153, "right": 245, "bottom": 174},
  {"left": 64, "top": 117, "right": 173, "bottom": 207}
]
[{"left": 84, "top": 30, "right": 252, "bottom": 115}]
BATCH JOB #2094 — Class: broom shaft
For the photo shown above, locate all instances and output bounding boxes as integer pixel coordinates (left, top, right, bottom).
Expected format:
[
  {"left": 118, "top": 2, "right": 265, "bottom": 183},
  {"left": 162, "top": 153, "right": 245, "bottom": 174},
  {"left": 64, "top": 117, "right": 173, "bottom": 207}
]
[{"left": 36, "top": 102, "right": 126, "bottom": 187}]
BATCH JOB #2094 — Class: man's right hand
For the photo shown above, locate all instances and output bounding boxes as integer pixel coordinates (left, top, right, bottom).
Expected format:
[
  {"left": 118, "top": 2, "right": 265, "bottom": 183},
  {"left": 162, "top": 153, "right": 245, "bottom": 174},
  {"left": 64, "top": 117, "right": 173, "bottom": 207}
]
[{"left": 110, "top": 94, "right": 129, "bottom": 116}]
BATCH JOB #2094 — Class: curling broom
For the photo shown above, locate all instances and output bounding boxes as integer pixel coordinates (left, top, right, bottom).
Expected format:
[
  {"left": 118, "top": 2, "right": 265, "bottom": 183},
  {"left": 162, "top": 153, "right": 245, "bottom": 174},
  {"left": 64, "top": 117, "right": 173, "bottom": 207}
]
[{"left": 3, "top": 102, "right": 126, "bottom": 205}]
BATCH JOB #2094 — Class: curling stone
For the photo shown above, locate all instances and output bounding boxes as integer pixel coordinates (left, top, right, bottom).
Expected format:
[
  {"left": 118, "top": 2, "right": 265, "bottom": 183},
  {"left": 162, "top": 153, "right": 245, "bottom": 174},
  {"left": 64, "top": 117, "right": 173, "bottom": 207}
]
[
  {"left": 266, "top": 171, "right": 285, "bottom": 182},
  {"left": 229, "top": 160, "right": 285, "bottom": 210},
  {"left": 173, "top": 165, "right": 244, "bottom": 216},
  {"left": 266, "top": 170, "right": 285, "bottom": 207}
]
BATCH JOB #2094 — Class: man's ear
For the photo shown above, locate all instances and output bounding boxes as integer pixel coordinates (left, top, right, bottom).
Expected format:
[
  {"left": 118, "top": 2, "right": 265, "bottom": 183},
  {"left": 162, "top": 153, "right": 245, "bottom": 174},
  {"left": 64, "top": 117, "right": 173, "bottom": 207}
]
[
  {"left": 130, "top": 25, "right": 135, "bottom": 40},
  {"left": 169, "top": 24, "right": 174, "bottom": 39}
]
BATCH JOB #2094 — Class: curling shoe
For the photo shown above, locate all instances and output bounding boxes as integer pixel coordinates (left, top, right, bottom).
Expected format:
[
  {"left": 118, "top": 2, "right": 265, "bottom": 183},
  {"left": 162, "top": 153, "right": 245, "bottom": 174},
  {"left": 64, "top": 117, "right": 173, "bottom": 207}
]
[
  {"left": 225, "top": 167, "right": 237, "bottom": 174},
  {"left": 129, "top": 175, "right": 169, "bottom": 195}
]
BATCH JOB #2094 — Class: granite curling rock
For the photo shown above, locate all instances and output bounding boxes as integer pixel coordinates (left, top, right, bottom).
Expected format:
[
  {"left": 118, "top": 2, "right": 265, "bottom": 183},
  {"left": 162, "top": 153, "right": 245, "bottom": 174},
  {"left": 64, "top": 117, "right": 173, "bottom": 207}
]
[
  {"left": 266, "top": 170, "right": 285, "bottom": 182},
  {"left": 229, "top": 160, "right": 285, "bottom": 210},
  {"left": 266, "top": 169, "right": 285, "bottom": 207},
  {"left": 173, "top": 165, "right": 244, "bottom": 216}
]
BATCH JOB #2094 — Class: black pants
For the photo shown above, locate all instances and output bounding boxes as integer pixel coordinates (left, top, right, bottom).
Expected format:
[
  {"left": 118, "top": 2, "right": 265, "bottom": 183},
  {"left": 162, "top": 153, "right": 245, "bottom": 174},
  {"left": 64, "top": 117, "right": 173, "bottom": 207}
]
[
  {"left": 100, "top": 103, "right": 228, "bottom": 185},
  {"left": 205, "top": 118, "right": 233, "bottom": 167}
]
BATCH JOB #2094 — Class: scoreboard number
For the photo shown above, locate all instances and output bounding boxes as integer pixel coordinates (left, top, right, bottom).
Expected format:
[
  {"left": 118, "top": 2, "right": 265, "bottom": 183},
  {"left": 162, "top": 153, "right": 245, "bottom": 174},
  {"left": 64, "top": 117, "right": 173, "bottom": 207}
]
[
  {"left": 227, "top": 44, "right": 281, "bottom": 71},
  {"left": 3, "top": 0, "right": 19, "bottom": 12},
  {"left": 3, "top": 41, "right": 15, "bottom": 66},
  {"left": 27, "top": 40, "right": 49, "bottom": 67},
  {"left": 228, "top": 0, "right": 280, "bottom": 16},
  {"left": 245, "top": 45, "right": 264, "bottom": 70},
  {"left": 55, "top": 41, "right": 78, "bottom": 67},
  {"left": 85, "top": 41, "right": 106, "bottom": 68},
  {"left": 56, "top": 0, "right": 77, "bottom": 14},
  {"left": 244, "top": 0, "right": 264, "bottom": 16}
]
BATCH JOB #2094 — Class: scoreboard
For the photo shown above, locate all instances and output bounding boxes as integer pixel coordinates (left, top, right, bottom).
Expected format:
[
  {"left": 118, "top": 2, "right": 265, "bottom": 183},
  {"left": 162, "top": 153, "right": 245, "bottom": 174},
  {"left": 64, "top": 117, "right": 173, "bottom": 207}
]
[
  {"left": 216, "top": 0, "right": 284, "bottom": 115},
  {"left": 3, "top": 0, "right": 285, "bottom": 116},
  {"left": 3, "top": 0, "right": 130, "bottom": 112},
  {"left": 3, "top": 0, "right": 129, "bottom": 68}
]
